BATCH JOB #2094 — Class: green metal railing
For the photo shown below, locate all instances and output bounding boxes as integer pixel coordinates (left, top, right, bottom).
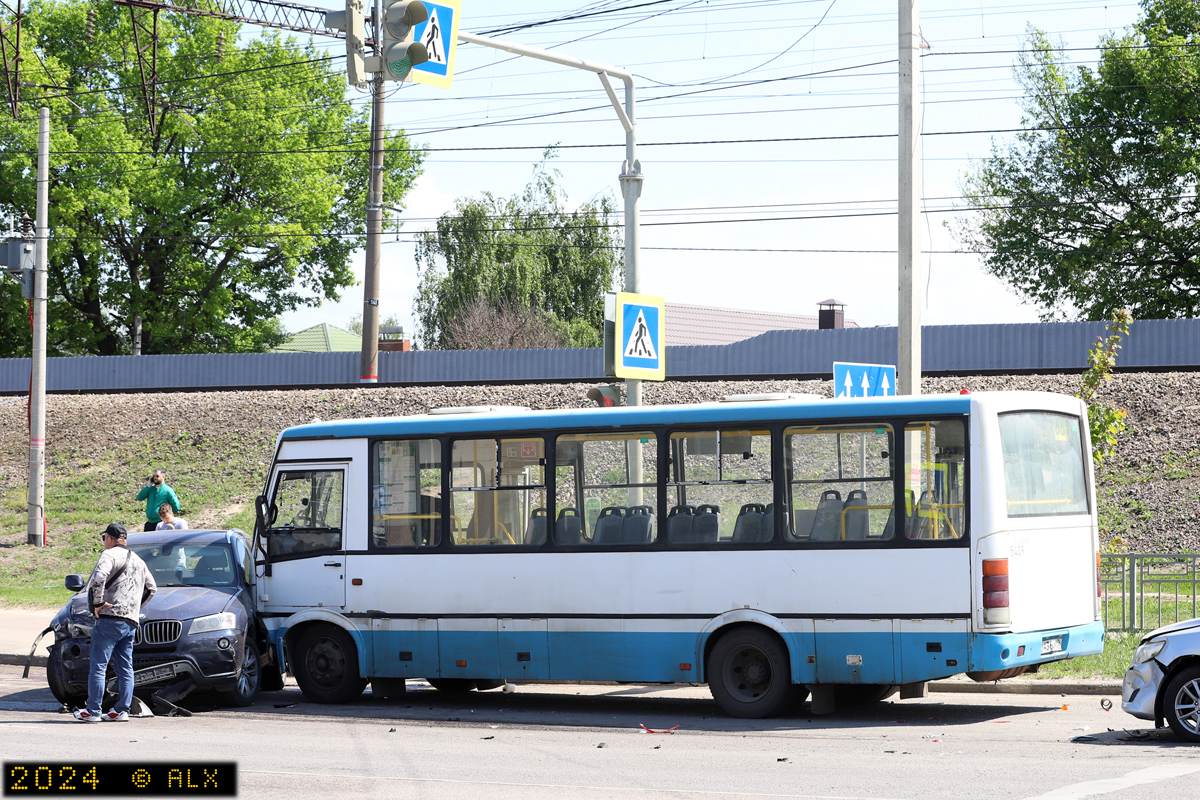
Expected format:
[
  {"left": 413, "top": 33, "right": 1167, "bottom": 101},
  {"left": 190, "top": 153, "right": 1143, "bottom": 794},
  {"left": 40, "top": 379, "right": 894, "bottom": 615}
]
[{"left": 1100, "top": 554, "right": 1200, "bottom": 632}]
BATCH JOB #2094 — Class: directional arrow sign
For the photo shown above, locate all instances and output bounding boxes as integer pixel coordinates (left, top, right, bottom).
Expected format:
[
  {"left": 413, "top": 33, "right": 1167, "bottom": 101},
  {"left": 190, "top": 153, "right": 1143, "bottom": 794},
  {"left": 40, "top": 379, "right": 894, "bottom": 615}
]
[{"left": 832, "top": 362, "right": 897, "bottom": 399}]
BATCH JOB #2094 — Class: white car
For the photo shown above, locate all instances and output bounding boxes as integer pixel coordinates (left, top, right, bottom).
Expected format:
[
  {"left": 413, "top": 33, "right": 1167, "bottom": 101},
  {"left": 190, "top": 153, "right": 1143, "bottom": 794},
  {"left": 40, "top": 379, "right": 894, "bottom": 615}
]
[{"left": 1121, "top": 618, "right": 1200, "bottom": 742}]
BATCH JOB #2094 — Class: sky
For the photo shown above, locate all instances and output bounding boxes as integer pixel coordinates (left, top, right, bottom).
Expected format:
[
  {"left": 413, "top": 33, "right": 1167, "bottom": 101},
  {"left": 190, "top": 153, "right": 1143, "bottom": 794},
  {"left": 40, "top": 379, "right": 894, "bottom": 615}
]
[{"left": 277, "top": 0, "right": 1146, "bottom": 339}]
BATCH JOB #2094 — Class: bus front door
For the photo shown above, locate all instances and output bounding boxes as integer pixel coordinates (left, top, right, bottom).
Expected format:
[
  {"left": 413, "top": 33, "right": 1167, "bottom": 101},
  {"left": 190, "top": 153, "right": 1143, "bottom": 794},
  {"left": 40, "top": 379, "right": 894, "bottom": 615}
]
[{"left": 258, "top": 466, "right": 348, "bottom": 611}]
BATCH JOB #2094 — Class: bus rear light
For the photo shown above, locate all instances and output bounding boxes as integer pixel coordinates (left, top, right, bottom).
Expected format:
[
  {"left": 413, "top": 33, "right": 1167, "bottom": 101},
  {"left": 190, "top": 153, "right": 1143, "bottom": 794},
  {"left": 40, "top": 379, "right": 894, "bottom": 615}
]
[
  {"left": 982, "top": 558, "right": 1008, "bottom": 576},
  {"left": 983, "top": 591, "right": 1009, "bottom": 608},
  {"left": 983, "top": 558, "right": 1009, "bottom": 624}
]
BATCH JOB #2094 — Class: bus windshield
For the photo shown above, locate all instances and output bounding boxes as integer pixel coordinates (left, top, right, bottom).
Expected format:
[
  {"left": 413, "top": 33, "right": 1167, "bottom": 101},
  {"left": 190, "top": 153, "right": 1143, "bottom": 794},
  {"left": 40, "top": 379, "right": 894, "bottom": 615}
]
[{"left": 999, "top": 411, "right": 1088, "bottom": 517}]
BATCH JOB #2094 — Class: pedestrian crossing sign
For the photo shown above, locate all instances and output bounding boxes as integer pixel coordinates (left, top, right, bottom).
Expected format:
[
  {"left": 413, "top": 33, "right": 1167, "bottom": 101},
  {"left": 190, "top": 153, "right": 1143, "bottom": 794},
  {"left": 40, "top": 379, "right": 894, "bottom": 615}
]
[
  {"left": 615, "top": 292, "right": 666, "bottom": 381},
  {"left": 409, "top": 0, "right": 461, "bottom": 89}
]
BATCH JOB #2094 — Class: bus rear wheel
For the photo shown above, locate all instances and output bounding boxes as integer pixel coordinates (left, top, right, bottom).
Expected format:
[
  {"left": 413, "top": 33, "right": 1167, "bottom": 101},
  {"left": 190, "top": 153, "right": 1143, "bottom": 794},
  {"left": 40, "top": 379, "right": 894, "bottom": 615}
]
[
  {"left": 293, "top": 625, "right": 367, "bottom": 704},
  {"left": 707, "top": 627, "right": 798, "bottom": 719}
]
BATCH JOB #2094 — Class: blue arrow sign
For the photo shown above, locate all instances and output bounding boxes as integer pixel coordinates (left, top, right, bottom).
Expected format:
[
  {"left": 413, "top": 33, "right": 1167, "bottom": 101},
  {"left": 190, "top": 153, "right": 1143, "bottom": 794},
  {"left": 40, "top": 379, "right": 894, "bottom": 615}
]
[{"left": 832, "top": 362, "right": 896, "bottom": 399}]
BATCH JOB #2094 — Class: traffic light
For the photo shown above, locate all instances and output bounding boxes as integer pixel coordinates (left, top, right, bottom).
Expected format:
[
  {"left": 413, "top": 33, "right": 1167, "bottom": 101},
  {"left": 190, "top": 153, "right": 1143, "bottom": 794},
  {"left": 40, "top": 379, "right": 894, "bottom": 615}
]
[
  {"left": 380, "top": 0, "right": 429, "bottom": 81},
  {"left": 587, "top": 385, "right": 623, "bottom": 408},
  {"left": 325, "top": 0, "right": 368, "bottom": 86}
]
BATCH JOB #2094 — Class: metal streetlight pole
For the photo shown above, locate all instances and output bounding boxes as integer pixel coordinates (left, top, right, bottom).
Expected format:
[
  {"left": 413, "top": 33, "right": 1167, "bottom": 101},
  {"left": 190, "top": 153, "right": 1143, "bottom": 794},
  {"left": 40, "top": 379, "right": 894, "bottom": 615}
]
[{"left": 456, "top": 31, "right": 642, "bottom": 409}]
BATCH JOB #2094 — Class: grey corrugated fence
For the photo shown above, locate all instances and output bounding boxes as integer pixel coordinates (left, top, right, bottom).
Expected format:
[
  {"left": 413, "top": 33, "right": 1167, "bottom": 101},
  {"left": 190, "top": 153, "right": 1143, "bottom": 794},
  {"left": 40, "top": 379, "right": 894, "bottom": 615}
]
[{"left": 1, "top": 318, "right": 1199, "bottom": 394}]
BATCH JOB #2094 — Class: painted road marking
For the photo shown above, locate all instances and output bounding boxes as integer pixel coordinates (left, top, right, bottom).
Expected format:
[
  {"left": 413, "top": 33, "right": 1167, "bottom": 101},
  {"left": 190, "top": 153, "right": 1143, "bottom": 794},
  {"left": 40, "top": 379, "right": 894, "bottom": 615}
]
[{"left": 1024, "top": 763, "right": 1200, "bottom": 799}]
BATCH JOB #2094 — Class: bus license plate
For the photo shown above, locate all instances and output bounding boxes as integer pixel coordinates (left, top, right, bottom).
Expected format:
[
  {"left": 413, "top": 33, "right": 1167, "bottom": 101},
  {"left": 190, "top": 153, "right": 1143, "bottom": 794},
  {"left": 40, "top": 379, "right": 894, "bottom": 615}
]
[
  {"left": 133, "top": 663, "right": 176, "bottom": 686},
  {"left": 1041, "top": 636, "right": 1064, "bottom": 656}
]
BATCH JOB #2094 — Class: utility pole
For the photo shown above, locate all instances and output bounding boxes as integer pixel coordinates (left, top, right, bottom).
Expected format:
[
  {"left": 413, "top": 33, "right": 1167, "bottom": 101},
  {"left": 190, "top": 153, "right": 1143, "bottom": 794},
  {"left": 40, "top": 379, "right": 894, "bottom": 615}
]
[
  {"left": 27, "top": 105, "right": 47, "bottom": 546},
  {"left": 360, "top": 0, "right": 385, "bottom": 384},
  {"left": 897, "top": 0, "right": 922, "bottom": 396}
]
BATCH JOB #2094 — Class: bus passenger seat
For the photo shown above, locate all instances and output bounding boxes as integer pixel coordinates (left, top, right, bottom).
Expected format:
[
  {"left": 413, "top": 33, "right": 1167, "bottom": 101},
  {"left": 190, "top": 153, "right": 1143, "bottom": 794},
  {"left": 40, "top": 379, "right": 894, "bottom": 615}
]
[
  {"left": 666, "top": 505, "right": 695, "bottom": 542},
  {"left": 525, "top": 508, "right": 548, "bottom": 545},
  {"left": 692, "top": 504, "right": 721, "bottom": 542},
  {"left": 732, "top": 503, "right": 767, "bottom": 542},
  {"left": 810, "top": 490, "right": 844, "bottom": 541},
  {"left": 623, "top": 505, "right": 655, "bottom": 543},
  {"left": 843, "top": 489, "right": 870, "bottom": 540},
  {"left": 593, "top": 506, "right": 628, "bottom": 544},
  {"left": 555, "top": 507, "right": 583, "bottom": 545}
]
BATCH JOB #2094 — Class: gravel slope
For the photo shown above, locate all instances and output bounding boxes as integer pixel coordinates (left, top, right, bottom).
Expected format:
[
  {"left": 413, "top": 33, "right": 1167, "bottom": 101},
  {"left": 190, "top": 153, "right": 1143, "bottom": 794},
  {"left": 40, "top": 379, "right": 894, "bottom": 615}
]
[{"left": 1, "top": 372, "right": 1195, "bottom": 551}]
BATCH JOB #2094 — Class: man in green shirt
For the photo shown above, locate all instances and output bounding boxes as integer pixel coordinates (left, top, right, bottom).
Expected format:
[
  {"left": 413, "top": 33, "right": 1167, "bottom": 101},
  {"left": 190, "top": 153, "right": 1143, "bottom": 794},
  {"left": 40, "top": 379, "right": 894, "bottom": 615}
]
[{"left": 137, "top": 470, "right": 180, "bottom": 531}]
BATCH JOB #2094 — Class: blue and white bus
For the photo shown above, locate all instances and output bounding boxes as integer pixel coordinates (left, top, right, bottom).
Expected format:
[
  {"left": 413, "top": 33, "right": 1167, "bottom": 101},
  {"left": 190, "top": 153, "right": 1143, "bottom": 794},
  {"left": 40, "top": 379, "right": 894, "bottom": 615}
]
[{"left": 251, "top": 391, "right": 1104, "bottom": 718}]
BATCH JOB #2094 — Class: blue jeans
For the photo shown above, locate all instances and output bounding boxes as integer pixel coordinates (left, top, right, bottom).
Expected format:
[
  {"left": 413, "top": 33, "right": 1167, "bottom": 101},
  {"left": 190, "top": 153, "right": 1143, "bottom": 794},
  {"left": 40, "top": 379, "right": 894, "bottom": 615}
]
[{"left": 87, "top": 617, "right": 137, "bottom": 715}]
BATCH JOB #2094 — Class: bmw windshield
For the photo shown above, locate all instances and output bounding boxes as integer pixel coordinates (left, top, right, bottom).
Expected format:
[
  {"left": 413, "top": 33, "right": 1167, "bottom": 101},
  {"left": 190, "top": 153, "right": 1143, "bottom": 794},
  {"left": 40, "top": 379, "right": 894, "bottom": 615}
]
[{"left": 129, "top": 542, "right": 238, "bottom": 587}]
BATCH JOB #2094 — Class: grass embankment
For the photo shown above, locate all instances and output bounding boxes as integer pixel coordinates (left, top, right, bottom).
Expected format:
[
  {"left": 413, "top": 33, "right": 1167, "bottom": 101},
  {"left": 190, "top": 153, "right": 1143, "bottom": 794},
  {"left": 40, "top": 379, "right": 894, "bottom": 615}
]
[{"left": 0, "top": 430, "right": 274, "bottom": 608}]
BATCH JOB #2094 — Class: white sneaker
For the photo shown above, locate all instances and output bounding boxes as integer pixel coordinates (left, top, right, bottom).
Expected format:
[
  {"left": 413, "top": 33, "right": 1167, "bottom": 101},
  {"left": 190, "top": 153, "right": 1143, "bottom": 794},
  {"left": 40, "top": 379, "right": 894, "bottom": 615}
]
[
  {"left": 72, "top": 709, "right": 102, "bottom": 723},
  {"left": 100, "top": 710, "right": 129, "bottom": 722}
]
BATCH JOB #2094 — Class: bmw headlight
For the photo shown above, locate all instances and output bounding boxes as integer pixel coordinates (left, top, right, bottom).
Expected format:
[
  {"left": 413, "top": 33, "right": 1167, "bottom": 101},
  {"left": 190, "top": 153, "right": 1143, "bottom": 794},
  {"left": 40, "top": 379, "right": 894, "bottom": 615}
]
[
  {"left": 1132, "top": 639, "right": 1165, "bottom": 665},
  {"left": 188, "top": 612, "right": 238, "bottom": 635}
]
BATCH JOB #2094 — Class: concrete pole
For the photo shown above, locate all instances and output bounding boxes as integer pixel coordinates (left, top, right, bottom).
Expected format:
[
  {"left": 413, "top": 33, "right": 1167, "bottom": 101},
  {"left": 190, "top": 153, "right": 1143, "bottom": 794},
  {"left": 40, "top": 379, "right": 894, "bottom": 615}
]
[
  {"left": 359, "top": 0, "right": 384, "bottom": 384},
  {"left": 619, "top": 81, "right": 643, "bottom": 410},
  {"left": 898, "top": 0, "right": 922, "bottom": 396},
  {"left": 27, "top": 107, "right": 48, "bottom": 546}
]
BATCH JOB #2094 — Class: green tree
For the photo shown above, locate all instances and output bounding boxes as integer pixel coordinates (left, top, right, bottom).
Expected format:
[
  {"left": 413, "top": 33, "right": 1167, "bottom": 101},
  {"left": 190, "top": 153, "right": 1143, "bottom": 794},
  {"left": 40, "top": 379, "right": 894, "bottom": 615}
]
[
  {"left": 955, "top": 0, "right": 1200, "bottom": 320},
  {"left": 0, "top": 1, "right": 423, "bottom": 356},
  {"left": 1077, "top": 309, "right": 1133, "bottom": 465},
  {"left": 414, "top": 149, "right": 622, "bottom": 349}
]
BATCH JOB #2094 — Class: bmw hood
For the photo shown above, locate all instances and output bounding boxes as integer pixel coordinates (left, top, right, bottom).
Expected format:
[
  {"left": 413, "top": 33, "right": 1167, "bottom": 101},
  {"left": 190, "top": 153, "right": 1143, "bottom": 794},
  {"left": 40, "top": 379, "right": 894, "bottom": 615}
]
[{"left": 141, "top": 586, "right": 239, "bottom": 622}]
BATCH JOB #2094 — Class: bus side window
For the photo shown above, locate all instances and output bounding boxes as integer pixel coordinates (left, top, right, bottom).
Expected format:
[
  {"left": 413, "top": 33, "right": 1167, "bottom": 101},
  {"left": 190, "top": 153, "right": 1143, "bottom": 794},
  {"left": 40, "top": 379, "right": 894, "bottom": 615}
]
[
  {"left": 451, "top": 438, "right": 546, "bottom": 546},
  {"left": 666, "top": 430, "right": 772, "bottom": 545},
  {"left": 904, "top": 420, "right": 967, "bottom": 540},
  {"left": 373, "top": 439, "right": 443, "bottom": 548},
  {"left": 267, "top": 469, "right": 344, "bottom": 557},
  {"left": 785, "top": 424, "right": 894, "bottom": 544},
  {"left": 555, "top": 432, "right": 657, "bottom": 546}
]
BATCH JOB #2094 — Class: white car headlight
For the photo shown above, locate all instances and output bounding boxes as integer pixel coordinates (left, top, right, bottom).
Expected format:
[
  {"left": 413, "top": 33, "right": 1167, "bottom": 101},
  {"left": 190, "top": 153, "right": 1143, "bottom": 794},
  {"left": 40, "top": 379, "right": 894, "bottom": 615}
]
[
  {"left": 188, "top": 612, "right": 238, "bottom": 635},
  {"left": 1132, "top": 640, "right": 1165, "bottom": 665}
]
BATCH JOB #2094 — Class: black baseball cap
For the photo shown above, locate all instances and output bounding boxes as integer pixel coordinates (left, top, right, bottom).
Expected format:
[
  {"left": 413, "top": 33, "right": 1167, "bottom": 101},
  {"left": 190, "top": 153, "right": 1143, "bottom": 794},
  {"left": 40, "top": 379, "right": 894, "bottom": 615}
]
[{"left": 104, "top": 523, "right": 128, "bottom": 540}]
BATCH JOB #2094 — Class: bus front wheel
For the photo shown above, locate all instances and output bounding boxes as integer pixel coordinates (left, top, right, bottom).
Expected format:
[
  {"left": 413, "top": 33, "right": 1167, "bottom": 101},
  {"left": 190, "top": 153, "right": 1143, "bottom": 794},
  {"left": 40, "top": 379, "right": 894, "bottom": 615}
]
[
  {"left": 293, "top": 625, "right": 367, "bottom": 704},
  {"left": 707, "top": 627, "right": 798, "bottom": 719}
]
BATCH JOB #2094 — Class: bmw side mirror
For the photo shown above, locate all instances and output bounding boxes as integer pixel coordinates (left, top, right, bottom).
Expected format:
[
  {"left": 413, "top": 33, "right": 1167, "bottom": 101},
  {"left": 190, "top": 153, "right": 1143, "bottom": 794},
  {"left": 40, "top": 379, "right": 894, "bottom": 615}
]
[{"left": 64, "top": 574, "right": 85, "bottom": 592}]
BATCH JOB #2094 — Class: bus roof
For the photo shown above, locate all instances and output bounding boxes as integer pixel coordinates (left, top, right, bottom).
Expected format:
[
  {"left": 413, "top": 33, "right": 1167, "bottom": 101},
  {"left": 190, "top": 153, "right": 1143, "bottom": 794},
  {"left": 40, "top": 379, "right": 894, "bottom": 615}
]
[{"left": 273, "top": 391, "right": 1065, "bottom": 441}]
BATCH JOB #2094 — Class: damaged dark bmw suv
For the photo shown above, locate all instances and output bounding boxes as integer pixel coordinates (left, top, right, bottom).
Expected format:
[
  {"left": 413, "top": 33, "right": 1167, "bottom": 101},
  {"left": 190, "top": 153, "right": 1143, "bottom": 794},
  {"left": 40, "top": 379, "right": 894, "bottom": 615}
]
[{"left": 46, "top": 529, "right": 280, "bottom": 710}]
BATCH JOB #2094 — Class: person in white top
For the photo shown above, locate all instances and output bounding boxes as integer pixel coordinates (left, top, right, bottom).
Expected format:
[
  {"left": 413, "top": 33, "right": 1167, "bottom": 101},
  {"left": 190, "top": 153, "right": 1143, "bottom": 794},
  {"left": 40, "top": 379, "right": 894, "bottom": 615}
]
[{"left": 155, "top": 503, "right": 189, "bottom": 531}]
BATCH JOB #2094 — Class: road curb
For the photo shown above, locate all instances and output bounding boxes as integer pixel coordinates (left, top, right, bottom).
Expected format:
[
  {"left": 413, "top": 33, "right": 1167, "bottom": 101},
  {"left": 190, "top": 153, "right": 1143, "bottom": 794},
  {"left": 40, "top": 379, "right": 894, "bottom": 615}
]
[
  {"left": 930, "top": 680, "right": 1120, "bottom": 696},
  {"left": 0, "top": 654, "right": 46, "bottom": 669}
]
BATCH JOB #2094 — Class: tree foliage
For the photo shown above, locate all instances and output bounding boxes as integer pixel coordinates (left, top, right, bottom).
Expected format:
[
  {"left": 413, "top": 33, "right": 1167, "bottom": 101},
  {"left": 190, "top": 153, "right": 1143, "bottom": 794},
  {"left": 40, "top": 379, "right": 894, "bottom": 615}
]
[
  {"left": 447, "top": 298, "right": 569, "bottom": 350},
  {"left": 956, "top": 0, "right": 1200, "bottom": 320},
  {"left": 1078, "top": 309, "right": 1133, "bottom": 465},
  {"left": 414, "top": 150, "right": 621, "bottom": 350},
  {"left": 0, "top": 1, "right": 423, "bottom": 356}
]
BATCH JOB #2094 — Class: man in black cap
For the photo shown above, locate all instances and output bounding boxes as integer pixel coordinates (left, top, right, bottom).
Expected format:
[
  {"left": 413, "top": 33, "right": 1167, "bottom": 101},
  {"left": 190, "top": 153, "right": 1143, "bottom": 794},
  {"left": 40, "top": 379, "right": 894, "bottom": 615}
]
[{"left": 74, "top": 524, "right": 157, "bottom": 722}]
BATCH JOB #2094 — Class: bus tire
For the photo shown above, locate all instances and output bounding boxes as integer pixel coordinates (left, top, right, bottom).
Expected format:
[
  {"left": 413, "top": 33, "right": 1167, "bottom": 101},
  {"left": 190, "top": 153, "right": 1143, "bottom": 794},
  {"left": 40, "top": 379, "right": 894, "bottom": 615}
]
[
  {"left": 707, "top": 627, "right": 797, "bottom": 719},
  {"left": 293, "top": 625, "right": 367, "bottom": 704},
  {"left": 836, "top": 684, "right": 898, "bottom": 706},
  {"left": 1163, "top": 665, "right": 1200, "bottom": 743},
  {"left": 428, "top": 679, "right": 477, "bottom": 693}
]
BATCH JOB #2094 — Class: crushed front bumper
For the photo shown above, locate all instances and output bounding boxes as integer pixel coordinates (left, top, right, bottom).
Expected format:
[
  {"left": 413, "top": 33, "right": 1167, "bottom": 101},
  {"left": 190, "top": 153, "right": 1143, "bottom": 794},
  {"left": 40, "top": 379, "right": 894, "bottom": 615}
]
[{"left": 1121, "top": 659, "right": 1164, "bottom": 721}]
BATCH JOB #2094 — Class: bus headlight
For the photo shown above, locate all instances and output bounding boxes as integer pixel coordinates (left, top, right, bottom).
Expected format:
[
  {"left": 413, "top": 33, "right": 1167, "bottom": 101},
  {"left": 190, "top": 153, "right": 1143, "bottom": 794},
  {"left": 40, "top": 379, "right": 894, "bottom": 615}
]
[
  {"left": 189, "top": 612, "right": 238, "bottom": 635},
  {"left": 1132, "top": 640, "right": 1165, "bottom": 665}
]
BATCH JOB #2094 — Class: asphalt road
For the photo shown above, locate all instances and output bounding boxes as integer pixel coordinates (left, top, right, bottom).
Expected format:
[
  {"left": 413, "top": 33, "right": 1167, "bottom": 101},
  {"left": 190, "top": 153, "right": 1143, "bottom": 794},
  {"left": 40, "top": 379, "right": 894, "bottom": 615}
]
[{"left": 2, "top": 667, "right": 1198, "bottom": 800}]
